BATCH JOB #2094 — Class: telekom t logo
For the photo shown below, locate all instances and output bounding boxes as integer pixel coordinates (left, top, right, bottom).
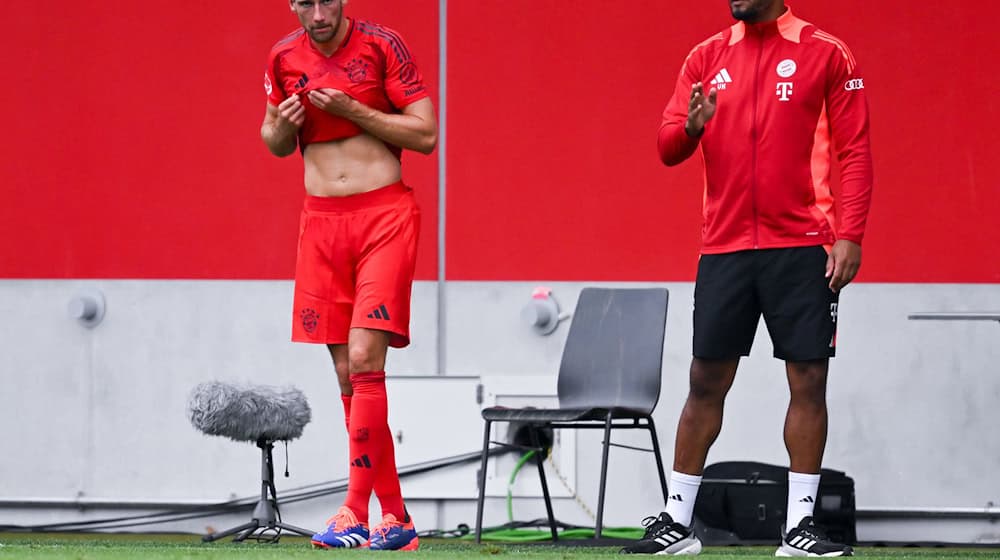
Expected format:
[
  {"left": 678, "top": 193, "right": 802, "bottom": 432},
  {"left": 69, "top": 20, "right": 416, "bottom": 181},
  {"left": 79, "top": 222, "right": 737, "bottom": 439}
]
[{"left": 776, "top": 82, "right": 794, "bottom": 101}]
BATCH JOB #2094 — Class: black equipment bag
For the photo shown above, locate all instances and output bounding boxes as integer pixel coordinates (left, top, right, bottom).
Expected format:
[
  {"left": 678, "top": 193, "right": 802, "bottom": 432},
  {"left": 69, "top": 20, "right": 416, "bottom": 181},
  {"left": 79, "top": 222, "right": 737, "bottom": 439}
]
[{"left": 692, "top": 461, "right": 856, "bottom": 545}]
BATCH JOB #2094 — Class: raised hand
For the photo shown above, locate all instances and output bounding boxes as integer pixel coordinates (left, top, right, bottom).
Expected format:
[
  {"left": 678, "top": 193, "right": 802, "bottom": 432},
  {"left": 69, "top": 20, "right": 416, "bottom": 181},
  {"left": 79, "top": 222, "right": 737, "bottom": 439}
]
[
  {"left": 275, "top": 94, "right": 306, "bottom": 131},
  {"left": 685, "top": 82, "right": 718, "bottom": 137},
  {"left": 307, "top": 88, "right": 358, "bottom": 118}
]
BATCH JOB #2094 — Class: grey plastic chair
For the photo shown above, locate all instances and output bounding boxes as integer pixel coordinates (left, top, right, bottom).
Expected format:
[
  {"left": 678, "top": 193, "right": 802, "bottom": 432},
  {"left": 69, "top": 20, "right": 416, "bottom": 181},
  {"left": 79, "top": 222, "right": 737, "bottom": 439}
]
[{"left": 474, "top": 287, "right": 671, "bottom": 543}]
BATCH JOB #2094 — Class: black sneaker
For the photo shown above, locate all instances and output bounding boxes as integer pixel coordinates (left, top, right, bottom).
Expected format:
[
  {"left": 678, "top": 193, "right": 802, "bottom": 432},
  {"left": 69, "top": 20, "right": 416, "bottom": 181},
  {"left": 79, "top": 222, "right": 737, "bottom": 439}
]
[
  {"left": 620, "top": 512, "right": 702, "bottom": 555},
  {"left": 776, "top": 516, "right": 853, "bottom": 557}
]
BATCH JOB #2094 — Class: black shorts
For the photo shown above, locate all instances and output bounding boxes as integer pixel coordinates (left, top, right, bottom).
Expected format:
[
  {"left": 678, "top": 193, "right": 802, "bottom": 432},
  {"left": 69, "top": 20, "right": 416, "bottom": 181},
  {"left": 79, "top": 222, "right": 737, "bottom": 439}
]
[{"left": 693, "top": 246, "right": 839, "bottom": 361}]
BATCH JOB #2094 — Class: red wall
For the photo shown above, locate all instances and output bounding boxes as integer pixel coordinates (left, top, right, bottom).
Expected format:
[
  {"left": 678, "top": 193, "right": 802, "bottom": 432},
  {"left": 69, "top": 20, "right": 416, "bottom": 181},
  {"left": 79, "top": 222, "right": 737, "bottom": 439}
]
[
  {"left": 2, "top": 1, "right": 998, "bottom": 282},
  {"left": 0, "top": 0, "right": 438, "bottom": 279}
]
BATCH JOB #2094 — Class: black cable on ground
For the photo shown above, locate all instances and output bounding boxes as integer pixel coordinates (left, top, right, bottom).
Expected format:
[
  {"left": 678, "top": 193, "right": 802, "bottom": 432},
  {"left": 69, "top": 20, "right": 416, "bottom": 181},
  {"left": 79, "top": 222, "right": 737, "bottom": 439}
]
[{"left": 0, "top": 448, "right": 513, "bottom": 533}]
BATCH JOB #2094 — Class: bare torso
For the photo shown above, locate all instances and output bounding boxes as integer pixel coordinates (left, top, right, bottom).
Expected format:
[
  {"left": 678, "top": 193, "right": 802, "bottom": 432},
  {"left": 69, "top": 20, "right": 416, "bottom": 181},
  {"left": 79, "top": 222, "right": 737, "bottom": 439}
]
[{"left": 302, "top": 134, "right": 401, "bottom": 197}]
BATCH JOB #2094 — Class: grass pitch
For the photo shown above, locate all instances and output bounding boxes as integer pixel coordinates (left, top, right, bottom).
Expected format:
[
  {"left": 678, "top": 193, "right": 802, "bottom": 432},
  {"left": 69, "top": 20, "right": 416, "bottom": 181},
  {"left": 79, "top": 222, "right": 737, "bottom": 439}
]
[{"left": 0, "top": 533, "right": 998, "bottom": 559}]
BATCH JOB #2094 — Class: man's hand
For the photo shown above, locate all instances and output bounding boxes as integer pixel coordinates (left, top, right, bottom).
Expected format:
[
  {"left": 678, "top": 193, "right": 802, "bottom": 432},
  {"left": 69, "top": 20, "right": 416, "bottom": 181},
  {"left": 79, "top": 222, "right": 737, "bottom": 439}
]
[
  {"left": 274, "top": 94, "right": 305, "bottom": 132},
  {"left": 308, "top": 88, "right": 360, "bottom": 118},
  {"left": 685, "top": 82, "right": 718, "bottom": 137},
  {"left": 825, "top": 240, "right": 862, "bottom": 293}
]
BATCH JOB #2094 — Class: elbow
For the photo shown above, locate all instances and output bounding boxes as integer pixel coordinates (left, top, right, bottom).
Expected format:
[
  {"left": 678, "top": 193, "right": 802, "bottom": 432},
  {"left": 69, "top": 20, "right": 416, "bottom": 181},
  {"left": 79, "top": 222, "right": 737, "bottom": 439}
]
[
  {"left": 657, "top": 144, "right": 685, "bottom": 167},
  {"left": 660, "top": 154, "right": 686, "bottom": 167},
  {"left": 657, "top": 136, "right": 680, "bottom": 166},
  {"left": 416, "top": 129, "right": 438, "bottom": 155},
  {"left": 657, "top": 139, "right": 696, "bottom": 167},
  {"left": 657, "top": 123, "right": 697, "bottom": 167},
  {"left": 269, "top": 145, "right": 296, "bottom": 158},
  {"left": 261, "top": 135, "right": 296, "bottom": 158},
  {"left": 260, "top": 125, "right": 297, "bottom": 158}
]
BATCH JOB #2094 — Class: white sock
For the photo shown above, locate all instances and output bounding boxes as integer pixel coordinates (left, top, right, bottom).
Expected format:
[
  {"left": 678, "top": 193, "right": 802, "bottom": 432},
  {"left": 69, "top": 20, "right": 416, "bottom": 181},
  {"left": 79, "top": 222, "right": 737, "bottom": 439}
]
[
  {"left": 663, "top": 471, "right": 702, "bottom": 527},
  {"left": 786, "top": 471, "right": 821, "bottom": 529}
]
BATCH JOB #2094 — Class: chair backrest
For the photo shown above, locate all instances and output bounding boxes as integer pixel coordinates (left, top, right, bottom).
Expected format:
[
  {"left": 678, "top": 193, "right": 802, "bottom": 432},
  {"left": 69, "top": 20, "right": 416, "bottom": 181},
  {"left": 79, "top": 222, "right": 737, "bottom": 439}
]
[{"left": 557, "top": 287, "right": 669, "bottom": 414}]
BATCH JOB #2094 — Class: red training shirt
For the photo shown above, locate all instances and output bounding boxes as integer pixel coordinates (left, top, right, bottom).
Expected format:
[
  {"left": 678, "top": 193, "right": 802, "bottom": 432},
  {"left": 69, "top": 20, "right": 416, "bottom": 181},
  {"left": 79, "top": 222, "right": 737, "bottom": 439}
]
[
  {"left": 659, "top": 8, "right": 873, "bottom": 253},
  {"left": 264, "top": 18, "right": 429, "bottom": 158}
]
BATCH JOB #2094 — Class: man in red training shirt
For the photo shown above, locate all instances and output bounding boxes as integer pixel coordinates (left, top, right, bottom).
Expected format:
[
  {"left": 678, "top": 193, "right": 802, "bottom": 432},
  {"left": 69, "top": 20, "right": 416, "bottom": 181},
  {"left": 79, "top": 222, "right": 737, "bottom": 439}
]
[
  {"left": 623, "top": 0, "right": 871, "bottom": 556},
  {"left": 260, "top": 0, "right": 437, "bottom": 551}
]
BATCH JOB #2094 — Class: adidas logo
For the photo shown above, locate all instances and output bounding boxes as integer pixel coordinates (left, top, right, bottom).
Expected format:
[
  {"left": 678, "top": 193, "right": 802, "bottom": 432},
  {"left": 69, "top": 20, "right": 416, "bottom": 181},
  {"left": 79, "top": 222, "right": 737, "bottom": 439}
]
[
  {"left": 367, "top": 304, "right": 391, "bottom": 321},
  {"left": 710, "top": 68, "right": 733, "bottom": 90},
  {"left": 295, "top": 73, "right": 309, "bottom": 90},
  {"left": 798, "top": 496, "right": 814, "bottom": 503},
  {"left": 351, "top": 454, "right": 372, "bottom": 468},
  {"left": 669, "top": 494, "right": 684, "bottom": 502}
]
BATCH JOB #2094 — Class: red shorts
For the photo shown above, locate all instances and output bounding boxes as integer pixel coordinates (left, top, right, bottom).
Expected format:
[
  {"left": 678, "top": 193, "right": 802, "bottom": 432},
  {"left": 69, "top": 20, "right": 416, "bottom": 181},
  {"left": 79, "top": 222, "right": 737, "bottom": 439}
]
[{"left": 292, "top": 181, "right": 420, "bottom": 348}]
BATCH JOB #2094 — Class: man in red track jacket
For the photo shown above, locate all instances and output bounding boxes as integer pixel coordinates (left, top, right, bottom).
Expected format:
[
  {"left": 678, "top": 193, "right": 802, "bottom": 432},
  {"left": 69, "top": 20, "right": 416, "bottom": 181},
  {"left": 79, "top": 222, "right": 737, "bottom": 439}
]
[{"left": 623, "top": 1, "right": 871, "bottom": 557}]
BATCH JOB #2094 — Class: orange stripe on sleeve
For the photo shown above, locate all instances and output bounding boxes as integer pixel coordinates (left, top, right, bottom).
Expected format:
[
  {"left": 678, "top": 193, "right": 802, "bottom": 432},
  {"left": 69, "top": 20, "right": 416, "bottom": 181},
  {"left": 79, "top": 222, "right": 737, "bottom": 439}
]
[
  {"left": 682, "top": 32, "right": 725, "bottom": 73},
  {"left": 813, "top": 31, "right": 857, "bottom": 72}
]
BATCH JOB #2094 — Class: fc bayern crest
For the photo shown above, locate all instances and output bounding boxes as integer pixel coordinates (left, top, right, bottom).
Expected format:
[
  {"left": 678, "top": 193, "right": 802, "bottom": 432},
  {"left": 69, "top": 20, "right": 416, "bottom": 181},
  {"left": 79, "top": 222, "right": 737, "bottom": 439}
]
[
  {"left": 344, "top": 58, "right": 369, "bottom": 83},
  {"left": 300, "top": 308, "right": 319, "bottom": 334},
  {"left": 776, "top": 59, "right": 797, "bottom": 78}
]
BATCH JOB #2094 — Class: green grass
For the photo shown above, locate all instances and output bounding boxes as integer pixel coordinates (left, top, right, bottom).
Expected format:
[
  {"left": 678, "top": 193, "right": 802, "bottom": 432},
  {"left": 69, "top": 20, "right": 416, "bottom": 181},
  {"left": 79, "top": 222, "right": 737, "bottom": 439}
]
[{"left": 0, "top": 533, "right": 998, "bottom": 559}]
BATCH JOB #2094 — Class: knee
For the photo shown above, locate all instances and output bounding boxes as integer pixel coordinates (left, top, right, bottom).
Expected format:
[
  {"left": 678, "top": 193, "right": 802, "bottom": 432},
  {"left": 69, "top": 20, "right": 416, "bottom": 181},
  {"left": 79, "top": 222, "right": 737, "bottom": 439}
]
[
  {"left": 348, "top": 344, "right": 381, "bottom": 373},
  {"left": 689, "top": 380, "right": 726, "bottom": 403},
  {"left": 788, "top": 363, "right": 828, "bottom": 406},
  {"left": 688, "top": 363, "right": 732, "bottom": 404}
]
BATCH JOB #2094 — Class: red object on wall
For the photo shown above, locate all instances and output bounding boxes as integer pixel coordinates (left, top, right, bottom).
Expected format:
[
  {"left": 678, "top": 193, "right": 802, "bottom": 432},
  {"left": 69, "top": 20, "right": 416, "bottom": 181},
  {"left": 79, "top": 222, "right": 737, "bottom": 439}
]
[{"left": 2, "top": 1, "right": 998, "bottom": 282}]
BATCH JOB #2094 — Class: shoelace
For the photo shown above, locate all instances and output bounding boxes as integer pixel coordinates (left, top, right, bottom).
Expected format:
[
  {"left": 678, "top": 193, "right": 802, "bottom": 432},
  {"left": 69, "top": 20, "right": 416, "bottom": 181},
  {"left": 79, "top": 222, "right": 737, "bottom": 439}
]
[
  {"left": 372, "top": 518, "right": 403, "bottom": 540},
  {"left": 797, "top": 524, "right": 829, "bottom": 542},
  {"left": 325, "top": 510, "right": 357, "bottom": 531},
  {"left": 639, "top": 515, "right": 664, "bottom": 538}
]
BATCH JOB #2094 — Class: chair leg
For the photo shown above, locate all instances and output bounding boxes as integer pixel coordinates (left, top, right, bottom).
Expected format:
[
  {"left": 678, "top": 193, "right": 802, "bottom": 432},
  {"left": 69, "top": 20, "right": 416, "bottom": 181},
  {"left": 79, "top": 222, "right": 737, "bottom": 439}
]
[
  {"left": 646, "top": 415, "right": 670, "bottom": 505},
  {"left": 530, "top": 426, "right": 559, "bottom": 542},
  {"left": 475, "top": 419, "right": 492, "bottom": 544},
  {"left": 594, "top": 411, "right": 613, "bottom": 539}
]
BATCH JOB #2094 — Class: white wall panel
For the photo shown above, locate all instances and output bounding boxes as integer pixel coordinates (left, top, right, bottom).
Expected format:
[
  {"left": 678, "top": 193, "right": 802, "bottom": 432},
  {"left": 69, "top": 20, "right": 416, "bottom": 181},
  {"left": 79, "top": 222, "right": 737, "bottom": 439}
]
[{"left": 1, "top": 280, "right": 999, "bottom": 541}]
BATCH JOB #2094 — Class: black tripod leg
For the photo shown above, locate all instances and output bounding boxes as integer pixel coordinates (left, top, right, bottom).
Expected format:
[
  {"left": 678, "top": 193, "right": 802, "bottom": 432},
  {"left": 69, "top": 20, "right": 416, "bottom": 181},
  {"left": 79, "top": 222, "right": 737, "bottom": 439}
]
[
  {"left": 234, "top": 522, "right": 262, "bottom": 543},
  {"left": 202, "top": 521, "right": 259, "bottom": 543},
  {"left": 276, "top": 522, "right": 316, "bottom": 538}
]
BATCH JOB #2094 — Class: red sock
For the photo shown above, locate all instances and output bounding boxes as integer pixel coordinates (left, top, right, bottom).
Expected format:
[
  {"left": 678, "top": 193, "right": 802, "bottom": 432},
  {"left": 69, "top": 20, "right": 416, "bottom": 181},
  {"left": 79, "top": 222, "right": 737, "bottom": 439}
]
[
  {"left": 341, "top": 383, "right": 405, "bottom": 521},
  {"left": 340, "top": 394, "right": 352, "bottom": 433},
  {"left": 340, "top": 384, "right": 406, "bottom": 521},
  {"left": 374, "top": 423, "right": 406, "bottom": 520},
  {"left": 343, "top": 371, "right": 386, "bottom": 522}
]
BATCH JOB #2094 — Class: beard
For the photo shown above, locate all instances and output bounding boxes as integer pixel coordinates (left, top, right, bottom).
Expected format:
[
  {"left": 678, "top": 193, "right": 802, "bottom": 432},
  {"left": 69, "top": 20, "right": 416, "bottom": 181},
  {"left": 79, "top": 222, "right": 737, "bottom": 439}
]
[
  {"left": 730, "top": 0, "right": 767, "bottom": 21},
  {"left": 308, "top": 16, "right": 342, "bottom": 43}
]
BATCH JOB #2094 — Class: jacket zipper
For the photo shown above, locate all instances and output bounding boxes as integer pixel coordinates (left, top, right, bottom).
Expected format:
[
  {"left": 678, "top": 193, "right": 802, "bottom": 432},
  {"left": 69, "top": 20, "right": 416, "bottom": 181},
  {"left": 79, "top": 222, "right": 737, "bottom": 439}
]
[{"left": 750, "top": 31, "right": 763, "bottom": 249}]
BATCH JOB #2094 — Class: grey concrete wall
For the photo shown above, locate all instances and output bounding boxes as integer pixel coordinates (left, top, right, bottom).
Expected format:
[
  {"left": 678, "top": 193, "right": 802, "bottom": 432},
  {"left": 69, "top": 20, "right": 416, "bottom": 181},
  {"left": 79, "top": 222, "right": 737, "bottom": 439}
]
[{"left": 1, "top": 280, "right": 998, "bottom": 542}]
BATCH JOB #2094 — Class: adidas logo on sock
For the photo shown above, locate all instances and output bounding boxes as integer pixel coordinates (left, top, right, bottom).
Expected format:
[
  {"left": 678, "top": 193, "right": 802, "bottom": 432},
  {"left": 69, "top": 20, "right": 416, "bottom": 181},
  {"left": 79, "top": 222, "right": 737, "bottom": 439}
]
[
  {"left": 352, "top": 454, "right": 372, "bottom": 468},
  {"left": 798, "top": 496, "right": 815, "bottom": 503},
  {"left": 709, "top": 68, "right": 733, "bottom": 90},
  {"left": 669, "top": 494, "right": 684, "bottom": 502}
]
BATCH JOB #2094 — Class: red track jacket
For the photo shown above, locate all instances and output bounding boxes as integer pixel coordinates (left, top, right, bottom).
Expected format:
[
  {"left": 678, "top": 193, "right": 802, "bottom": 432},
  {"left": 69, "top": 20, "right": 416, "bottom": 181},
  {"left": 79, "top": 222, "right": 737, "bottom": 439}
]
[{"left": 659, "top": 8, "right": 873, "bottom": 253}]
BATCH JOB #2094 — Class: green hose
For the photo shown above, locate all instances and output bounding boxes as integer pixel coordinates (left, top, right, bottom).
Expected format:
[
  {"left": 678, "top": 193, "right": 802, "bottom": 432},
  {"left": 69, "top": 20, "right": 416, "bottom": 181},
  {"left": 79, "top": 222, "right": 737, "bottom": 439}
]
[
  {"left": 464, "top": 527, "right": 646, "bottom": 542},
  {"left": 506, "top": 450, "right": 537, "bottom": 522},
  {"left": 491, "top": 450, "right": 644, "bottom": 542}
]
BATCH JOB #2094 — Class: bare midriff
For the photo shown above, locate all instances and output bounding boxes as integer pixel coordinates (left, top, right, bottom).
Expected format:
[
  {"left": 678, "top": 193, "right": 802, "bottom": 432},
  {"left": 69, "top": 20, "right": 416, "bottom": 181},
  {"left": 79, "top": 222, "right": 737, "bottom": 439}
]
[{"left": 302, "top": 133, "right": 401, "bottom": 197}]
